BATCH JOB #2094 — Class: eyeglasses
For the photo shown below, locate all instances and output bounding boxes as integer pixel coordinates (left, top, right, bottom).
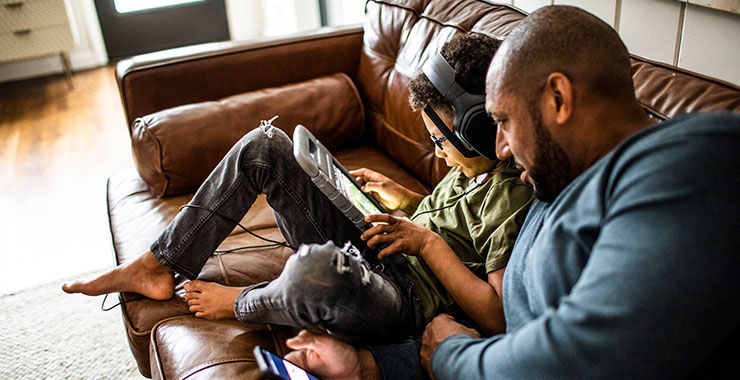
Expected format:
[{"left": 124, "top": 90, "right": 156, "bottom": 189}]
[{"left": 429, "top": 134, "right": 448, "bottom": 150}]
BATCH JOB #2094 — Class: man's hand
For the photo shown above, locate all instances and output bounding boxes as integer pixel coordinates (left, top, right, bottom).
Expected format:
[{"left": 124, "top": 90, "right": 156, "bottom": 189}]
[
  {"left": 285, "top": 330, "right": 382, "bottom": 380},
  {"left": 350, "top": 168, "right": 424, "bottom": 214},
  {"left": 361, "top": 214, "right": 444, "bottom": 259},
  {"left": 421, "top": 314, "right": 481, "bottom": 378}
]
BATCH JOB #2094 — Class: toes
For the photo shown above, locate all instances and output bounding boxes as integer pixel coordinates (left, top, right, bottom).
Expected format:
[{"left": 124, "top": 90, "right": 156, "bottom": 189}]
[
  {"left": 189, "top": 280, "right": 206, "bottom": 291},
  {"left": 184, "top": 280, "right": 197, "bottom": 292},
  {"left": 61, "top": 281, "right": 88, "bottom": 294}
]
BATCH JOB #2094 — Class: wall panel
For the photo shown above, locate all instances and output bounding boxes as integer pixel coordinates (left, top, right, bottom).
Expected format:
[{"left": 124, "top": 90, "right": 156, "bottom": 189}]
[
  {"left": 679, "top": 3, "right": 740, "bottom": 85},
  {"left": 620, "top": 0, "right": 682, "bottom": 64},
  {"left": 511, "top": 0, "right": 552, "bottom": 14},
  {"left": 553, "top": 0, "right": 617, "bottom": 26}
]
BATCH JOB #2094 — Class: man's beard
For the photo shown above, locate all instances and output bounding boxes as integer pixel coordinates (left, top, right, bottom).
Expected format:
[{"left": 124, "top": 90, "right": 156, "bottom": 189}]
[{"left": 527, "top": 106, "right": 574, "bottom": 202}]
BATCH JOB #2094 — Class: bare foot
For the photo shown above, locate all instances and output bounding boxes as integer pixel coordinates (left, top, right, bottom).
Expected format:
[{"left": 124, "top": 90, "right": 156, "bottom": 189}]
[
  {"left": 184, "top": 280, "right": 245, "bottom": 319},
  {"left": 61, "top": 251, "right": 175, "bottom": 300}
]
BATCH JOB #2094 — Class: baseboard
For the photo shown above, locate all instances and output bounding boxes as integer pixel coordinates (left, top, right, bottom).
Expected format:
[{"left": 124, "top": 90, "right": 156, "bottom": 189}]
[{"left": 0, "top": 50, "right": 107, "bottom": 83}]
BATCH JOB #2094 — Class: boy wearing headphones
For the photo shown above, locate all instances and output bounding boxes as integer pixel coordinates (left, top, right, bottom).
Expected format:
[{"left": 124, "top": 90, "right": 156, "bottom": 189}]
[{"left": 63, "top": 34, "right": 532, "bottom": 348}]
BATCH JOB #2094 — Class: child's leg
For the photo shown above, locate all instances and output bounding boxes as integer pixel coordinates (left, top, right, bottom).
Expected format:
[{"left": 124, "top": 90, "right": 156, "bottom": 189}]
[
  {"left": 152, "top": 126, "right": 364, "bottom": 279},
  {"left": 231, "top": 241, "right": 414, "bottom": 344},
  {"left": 64, "top": 125, "right": 363, "bottom": 297}
]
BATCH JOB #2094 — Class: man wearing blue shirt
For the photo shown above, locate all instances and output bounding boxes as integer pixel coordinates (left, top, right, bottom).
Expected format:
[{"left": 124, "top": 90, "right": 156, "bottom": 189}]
[
  {"left": 286, "top": 5, "right": 740, "bottom": 380},
  {"left": 422, "top": 5, "right": 740, "bottom": 379}
]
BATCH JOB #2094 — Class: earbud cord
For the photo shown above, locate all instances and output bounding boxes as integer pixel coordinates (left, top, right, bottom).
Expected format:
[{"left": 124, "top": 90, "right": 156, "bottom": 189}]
[
  {"left": 410, "top": 180, "right": 485, "bottom": 222},
  {"left": 179, "top": 204, "right": 296, "bottom": 251}
]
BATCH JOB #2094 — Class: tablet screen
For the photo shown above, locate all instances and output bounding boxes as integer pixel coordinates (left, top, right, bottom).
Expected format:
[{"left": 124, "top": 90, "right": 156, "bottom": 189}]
[
  {"left": 260, "top": 348, "right": 321, "bottom": 380},
  {"left": 332, "top": 165, "right": 383, "bottom": 216}
]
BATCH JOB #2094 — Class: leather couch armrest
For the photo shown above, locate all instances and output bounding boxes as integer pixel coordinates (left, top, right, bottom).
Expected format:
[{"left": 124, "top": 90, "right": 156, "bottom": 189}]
[{"left": 116, "top": 24, "right": 364, "bottom": 131}]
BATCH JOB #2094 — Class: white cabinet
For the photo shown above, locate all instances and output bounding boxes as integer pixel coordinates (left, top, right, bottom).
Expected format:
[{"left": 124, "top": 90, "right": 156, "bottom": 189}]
[{"left": 0, "top": 0, "right": 77, "bottom": 86}]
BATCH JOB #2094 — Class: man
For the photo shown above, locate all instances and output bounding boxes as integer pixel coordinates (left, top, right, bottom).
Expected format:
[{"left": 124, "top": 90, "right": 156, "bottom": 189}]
[
  {"left": 285, "top": 5, "right": 740, "bottom": 380},
  {"left": 422, "top": 5, "right": 740, "bottom": 379},
  {"left": 62, "top": 34, "right": 532, "bottom": 347}
]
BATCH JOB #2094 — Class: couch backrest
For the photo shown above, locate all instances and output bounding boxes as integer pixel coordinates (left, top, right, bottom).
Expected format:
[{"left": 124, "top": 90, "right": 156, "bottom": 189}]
[{"left": 358, "top": 0, "right": 740, "bottom": 188}]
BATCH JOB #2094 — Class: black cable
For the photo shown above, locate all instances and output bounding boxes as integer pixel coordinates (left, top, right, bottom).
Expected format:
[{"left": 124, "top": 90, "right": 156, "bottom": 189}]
[
  {"left": 101, "top": 293, "right": 144, "bottom": 311},
  {"left": 179, "top": 204, "right": 296, "bottom": 251},
  {"left": 410, "top": 181, "right": 485, "bottom": 222},
  {"left": 215, "top": 243, "right": 289, "bottom": 254},
  {"left": 101, "top": 292, "right": 177, "bottom": 311}
]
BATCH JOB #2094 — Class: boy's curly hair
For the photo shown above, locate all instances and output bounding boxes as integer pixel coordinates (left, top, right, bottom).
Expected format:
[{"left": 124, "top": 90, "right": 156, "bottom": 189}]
[{"left": 408, "top": 33, "right": 501, "bottom": 115}]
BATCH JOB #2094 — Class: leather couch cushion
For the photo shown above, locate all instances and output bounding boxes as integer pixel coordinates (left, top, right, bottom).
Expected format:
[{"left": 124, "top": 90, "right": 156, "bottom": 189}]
[
  {"left": 131, "top": 73, "right": 365, "bottom": 197},
  {"left": 149, "top": 316, "right": 299, "bottom": 380}
]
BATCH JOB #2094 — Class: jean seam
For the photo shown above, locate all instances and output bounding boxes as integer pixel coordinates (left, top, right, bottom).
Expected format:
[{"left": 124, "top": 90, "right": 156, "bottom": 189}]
[
  {"left": 160, "top": 174, "right": 246, "bottom": 278},
  {"left": 151, "top": 245, "right": 198, "bottom": 280}
]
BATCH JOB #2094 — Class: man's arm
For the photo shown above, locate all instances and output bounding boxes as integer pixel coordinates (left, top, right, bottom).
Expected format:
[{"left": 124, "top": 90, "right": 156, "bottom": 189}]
[
  {"left": 286, "top": 330, "right": 429, "bottom": 380},
  {"left": 285, "top": 330, "right": 382, "bottom": 380},
  {"left": 420, "top": 314, "right": 481, "bottom": 378}
]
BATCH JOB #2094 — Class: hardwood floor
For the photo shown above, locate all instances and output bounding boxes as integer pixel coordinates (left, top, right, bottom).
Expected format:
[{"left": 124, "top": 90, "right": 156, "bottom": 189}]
[{"left": 0, "top": 66, "right": 133, "bottom": 294}]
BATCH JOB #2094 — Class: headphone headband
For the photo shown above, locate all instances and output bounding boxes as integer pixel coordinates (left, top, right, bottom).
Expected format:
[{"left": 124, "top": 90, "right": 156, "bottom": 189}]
[
  {"left": 422, "top": 53, "right": 467, "bottom": 101},
  {"left": 421, "top": 52, "right": 497, "bottom": 160}
]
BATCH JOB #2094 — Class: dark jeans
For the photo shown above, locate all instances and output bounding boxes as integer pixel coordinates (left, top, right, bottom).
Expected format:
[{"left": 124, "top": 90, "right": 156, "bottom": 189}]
[{"left": 151, "top": 125, "right": 423, "bottom": 343}]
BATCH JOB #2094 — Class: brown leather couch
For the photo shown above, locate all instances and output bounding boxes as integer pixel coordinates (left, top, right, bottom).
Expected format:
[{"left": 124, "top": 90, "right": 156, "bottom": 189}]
[{"left": 108, "top": 1, "right": 740, "bottom": 378}]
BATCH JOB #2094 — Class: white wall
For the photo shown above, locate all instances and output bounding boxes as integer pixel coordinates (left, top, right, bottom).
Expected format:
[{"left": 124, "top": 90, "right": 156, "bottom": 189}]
[
  {"left": 260, "top": 0, "right": 321, "bottom": 37},
  {"left": 679, "top": 3, "right": 740, "bottom": 83},
  {"left": 510, "top": 0, "right": 740, "bottom": 85},
  {"left": 324, "top": 0, "right": 366, "bottom": 26},
  {"left": 225, "top": 0, "right": 264, "bottom": 41},
  {"left": 225, "top": 0, "right": 364, "bottom": 41},
  {"left": 1, "top": 0, "right": 738, "bottom": 86},
  {"left": 620, "top": 0, "right": 683, "bottom": 64}
]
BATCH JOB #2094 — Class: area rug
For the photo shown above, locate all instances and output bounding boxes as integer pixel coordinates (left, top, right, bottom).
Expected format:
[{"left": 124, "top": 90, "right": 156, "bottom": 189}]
[{"left": 0, "top": 269, "right": 147, "bottom": 379}]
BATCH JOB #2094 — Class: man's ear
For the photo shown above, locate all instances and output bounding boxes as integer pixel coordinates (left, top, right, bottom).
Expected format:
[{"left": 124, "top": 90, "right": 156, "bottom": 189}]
[{"left": 544, "top": 72, "right": 573, "bottom": 125}]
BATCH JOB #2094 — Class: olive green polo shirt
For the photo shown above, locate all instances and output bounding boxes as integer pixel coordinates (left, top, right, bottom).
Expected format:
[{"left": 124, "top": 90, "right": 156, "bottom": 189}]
[{"left": 402, "top": 167, "right": 534, "bottom": 322}]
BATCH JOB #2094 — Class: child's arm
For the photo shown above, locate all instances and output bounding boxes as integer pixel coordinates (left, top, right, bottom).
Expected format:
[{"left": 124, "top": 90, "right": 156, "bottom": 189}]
[
  {"left": 350, "top": 168, "right": 426, "bottom": 215},
  {"left": 362, "top": 214, "right": 506, "bottom": 336}
]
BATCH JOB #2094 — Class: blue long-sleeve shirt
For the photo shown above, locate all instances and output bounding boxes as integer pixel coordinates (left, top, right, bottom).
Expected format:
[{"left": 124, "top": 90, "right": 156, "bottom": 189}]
[{"left": 432, "top": 112, "right": 740, "bottom": 379}]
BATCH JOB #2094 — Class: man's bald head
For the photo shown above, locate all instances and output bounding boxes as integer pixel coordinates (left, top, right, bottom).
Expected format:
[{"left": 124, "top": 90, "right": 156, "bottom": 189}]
[{"left": 488, "top": 6, "right": 634, "bottom": 104}]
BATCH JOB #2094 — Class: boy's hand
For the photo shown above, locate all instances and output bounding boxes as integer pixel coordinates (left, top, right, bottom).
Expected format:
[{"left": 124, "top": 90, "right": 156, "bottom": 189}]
[
  {"left": 350, "top": 168, "right": 424, "bottom": 214},
  {"left": 361, "top": 214, "right": 444, "bottom": 259}
]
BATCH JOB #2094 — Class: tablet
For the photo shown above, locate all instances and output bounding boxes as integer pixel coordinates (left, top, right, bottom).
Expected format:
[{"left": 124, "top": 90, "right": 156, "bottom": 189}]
[{"left": 293, "top": 124, "right": 386, "bottom": 231}]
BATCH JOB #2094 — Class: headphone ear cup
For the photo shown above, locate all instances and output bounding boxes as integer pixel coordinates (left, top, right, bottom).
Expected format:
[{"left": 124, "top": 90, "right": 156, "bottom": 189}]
[{"left": 457, "top": 104, "right": 498, "bottom": 160}]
